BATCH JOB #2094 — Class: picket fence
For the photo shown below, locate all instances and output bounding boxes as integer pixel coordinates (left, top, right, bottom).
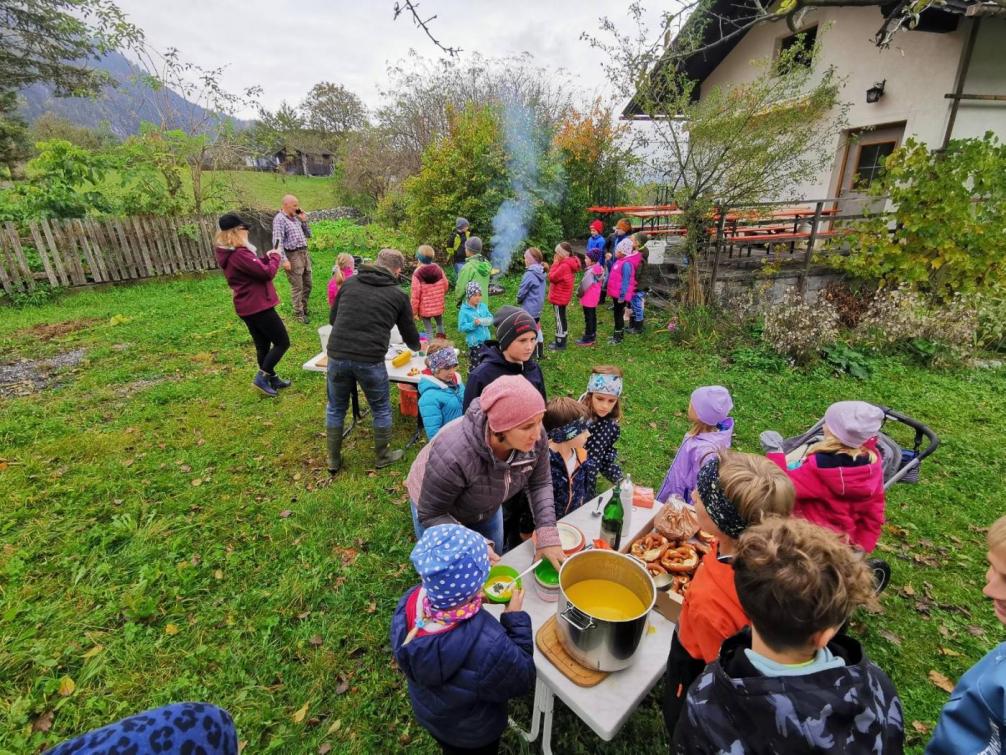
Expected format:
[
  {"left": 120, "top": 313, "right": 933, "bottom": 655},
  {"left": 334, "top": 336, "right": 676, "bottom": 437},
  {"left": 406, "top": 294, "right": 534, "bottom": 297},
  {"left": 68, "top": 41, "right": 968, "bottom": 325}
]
[{"left": 0, "top": 214, "right": 221, "bottom": 295}]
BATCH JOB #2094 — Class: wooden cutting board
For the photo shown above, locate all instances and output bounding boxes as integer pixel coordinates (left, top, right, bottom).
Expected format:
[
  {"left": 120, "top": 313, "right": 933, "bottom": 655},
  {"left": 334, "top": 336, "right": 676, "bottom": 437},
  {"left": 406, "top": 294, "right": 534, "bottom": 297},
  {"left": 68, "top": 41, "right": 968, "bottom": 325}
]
[{"left": 535, "top": 615, "right": 608, "bottom": 687}]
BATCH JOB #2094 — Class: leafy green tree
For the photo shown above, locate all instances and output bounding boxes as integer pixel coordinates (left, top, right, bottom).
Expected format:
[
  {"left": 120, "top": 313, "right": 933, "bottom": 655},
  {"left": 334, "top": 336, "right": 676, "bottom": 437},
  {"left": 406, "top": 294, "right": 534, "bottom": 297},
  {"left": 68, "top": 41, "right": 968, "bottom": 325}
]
[
  {"left": 0, "top": 139, "right": 113, "bottom": 220},
  {"left": 0, "top": 92, "right": 31, "bottom": 178},
  {"left": 402, "top": 104, "right": 509, "bottom": 248},
  {"left": 301, "top": 82, "right": 368, "bottom": 137},
  {"left": 836, "top": 133, "right": 1006, "bottom": 297},
  {"left": 30, "top": 112, "right": 119, "bottom": 151}
]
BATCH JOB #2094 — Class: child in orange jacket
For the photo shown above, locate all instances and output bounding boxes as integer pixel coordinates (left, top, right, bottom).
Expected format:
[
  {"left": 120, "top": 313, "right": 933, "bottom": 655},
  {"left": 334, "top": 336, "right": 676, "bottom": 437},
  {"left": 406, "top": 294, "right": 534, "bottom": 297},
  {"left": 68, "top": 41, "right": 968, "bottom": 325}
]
[
  {"left": 411, "top": 245, "right": 450, "bottom": 339},
  {"left": 662, "top": 450, "right": 795, "bottom": 738}
]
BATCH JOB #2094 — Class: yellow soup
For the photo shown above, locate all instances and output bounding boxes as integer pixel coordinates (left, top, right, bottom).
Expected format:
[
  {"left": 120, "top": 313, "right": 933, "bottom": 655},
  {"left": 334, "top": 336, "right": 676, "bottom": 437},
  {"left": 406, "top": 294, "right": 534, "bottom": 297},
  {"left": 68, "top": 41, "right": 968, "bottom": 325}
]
[
  {"left": 564, "top": 579, "right": 646, "bottom": 621},
  {"left": 485, "top": 577, "right": 514, "bottom": 600}
]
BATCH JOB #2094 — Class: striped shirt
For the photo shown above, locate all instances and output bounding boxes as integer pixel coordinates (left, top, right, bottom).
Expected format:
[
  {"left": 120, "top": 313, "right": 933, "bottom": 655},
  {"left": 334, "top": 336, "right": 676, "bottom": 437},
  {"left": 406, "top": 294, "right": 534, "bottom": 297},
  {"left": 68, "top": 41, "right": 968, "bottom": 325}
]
[{"left": 272, "top": 212, "right": 312, "bottom": 260}]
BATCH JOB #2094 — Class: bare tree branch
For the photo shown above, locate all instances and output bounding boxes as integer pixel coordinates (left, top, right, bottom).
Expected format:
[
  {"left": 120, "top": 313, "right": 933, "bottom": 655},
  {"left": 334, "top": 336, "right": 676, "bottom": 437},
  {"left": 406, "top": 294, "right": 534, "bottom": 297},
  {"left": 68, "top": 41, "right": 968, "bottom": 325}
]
[{"left": 392, "top": 1, "right": 461, "bottom": 57}]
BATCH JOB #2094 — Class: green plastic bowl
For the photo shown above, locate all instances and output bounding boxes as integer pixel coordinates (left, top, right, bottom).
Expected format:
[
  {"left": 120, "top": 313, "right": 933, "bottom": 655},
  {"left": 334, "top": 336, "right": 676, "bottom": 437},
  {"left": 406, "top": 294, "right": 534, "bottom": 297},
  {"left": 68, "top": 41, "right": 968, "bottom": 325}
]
[
  {"left": 483, "top": 564, "right": 521, "bottom": 604},
  {"left": 534, "top": 559, "right": 559, "bottom": 588}
]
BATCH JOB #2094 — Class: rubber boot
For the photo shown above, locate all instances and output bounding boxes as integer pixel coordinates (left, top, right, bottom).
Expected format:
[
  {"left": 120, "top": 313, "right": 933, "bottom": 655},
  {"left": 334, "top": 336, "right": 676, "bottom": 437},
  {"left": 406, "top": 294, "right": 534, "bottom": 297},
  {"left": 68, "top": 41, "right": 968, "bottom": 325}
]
[
  {"left": 326, "top": 425, "right": 343, "bottom": 474},
  {"left": 374, "top": 426, "right": 404, "bottom": 468},
  {"left": 635, "top": 316, "right": 645, "bottom": 334},
  {"left": 548, "top": 337, "right": 567, "bottom": 351},
  {"left": 626, "top": 317, "right": 641, "bottom": 335}
]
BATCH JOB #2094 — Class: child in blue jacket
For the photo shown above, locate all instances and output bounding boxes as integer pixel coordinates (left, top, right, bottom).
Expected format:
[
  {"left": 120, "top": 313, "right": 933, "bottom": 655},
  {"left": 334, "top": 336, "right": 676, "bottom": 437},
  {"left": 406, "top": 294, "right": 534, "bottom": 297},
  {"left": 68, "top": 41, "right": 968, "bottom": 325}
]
[
  {"left": 391, "top": 524, "right": 535, "bottom": 754},
  {"left": 928, "top": 513, "right": 1006, "bottom": 754},
  {"left": 418, "top": 340, "right": 465, "bottom": 439},
  {"left": 544, "top": 397, "right": 596, "bottom": 521},
  {"left": 458, "top": 281, "right": 493, "bottom": 367},
  {"left": 516, "top": 247, "right": 547, "bottom": 360}
]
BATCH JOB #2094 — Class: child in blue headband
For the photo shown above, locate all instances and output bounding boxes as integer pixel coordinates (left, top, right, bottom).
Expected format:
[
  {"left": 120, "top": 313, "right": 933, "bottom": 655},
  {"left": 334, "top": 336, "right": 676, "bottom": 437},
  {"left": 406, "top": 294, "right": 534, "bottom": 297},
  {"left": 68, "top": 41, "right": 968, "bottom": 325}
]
[
  {"left": 580, "top": 365, "right": 625, "bottom": 498},
  {"left": 544, "top": 397, "right": 597, "bottom": 521}
]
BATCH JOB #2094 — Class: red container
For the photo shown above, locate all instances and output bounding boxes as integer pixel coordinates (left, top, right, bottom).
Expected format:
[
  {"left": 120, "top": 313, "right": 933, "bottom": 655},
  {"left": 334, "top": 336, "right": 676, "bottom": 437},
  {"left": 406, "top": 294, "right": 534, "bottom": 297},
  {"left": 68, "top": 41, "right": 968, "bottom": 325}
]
[{"left": 398, "top": 384, "right": 418, "bottom": 417}]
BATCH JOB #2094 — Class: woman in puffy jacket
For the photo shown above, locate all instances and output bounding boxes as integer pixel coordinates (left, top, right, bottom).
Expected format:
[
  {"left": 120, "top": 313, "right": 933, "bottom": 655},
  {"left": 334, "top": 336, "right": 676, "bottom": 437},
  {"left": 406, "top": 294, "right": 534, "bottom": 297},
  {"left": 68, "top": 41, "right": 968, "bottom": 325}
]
[{"left": 546, "top": 241, "right": 581, "bottom": 351}]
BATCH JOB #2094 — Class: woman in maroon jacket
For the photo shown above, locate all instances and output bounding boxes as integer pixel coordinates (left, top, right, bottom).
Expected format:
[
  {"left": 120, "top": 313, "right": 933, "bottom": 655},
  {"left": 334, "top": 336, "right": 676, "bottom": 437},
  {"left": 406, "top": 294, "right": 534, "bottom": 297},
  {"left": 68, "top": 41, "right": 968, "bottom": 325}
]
[{"left": 214, "top": 213, "right": 291, "bottom": 397}]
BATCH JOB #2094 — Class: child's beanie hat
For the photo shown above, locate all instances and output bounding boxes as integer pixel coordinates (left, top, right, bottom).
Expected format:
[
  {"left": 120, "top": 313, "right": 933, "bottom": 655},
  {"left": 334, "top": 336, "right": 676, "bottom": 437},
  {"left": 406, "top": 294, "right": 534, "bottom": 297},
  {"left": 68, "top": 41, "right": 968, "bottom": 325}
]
[
  {"left": 456, "top": 217, "right": 469, "bottom": 230},
  {"left": 691, "top": 385, "right": 733, "bottom": 426},
  {"left": 590, "top": 219, "right": 604, "bottom": 233},
  {"left": 480, "top": 374, "right": 545, "bottom": 432},
  {"left": 493, "top": 306, "right": 537, "bottom": 351},
  {"left": 465, "top": 280, "right": 483, "bottom": 300},
  {"left": 825, "top": 401, "right": 884, "bottom": 448},
  {"left": 465, "top": 236, "right": 483, "bottom": 254},
  {"left": 410, "top": 524, "right": 489, "bottom": 610}
]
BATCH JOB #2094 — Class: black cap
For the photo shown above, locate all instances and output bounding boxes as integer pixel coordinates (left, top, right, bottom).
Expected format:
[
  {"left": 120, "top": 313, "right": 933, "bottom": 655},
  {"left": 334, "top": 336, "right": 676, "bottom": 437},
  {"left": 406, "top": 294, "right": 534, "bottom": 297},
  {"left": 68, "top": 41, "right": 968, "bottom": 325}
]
[{"left": 218, "top": 213, "right": 249, "bottom": 231}]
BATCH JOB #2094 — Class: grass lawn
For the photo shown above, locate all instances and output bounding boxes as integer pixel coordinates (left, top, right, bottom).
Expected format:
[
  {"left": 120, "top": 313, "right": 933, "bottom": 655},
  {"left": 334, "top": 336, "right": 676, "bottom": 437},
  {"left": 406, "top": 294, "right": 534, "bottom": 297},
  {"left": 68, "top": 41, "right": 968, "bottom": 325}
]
[{"left": 1, "top": 250, "right": 1004, "bottom": 753}]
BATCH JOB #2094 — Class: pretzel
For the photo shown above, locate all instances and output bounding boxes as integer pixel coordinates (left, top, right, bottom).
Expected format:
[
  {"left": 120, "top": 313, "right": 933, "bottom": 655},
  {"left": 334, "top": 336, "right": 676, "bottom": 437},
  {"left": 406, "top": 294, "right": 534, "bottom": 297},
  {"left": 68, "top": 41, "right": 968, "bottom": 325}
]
[
  {"left": 696, "top": 530, "right": 716, "bottom": 545},
  {"left": 631, "top": 533, "right": 670, "bottom": 563},
  {"left": 660, "top": 544, "right": 699, "bottom": 574},
  {"left": 670, "top": 575, "right": 691, "bottom": 595},
  {"left": 693, "top": 541, "right": 711, "bottom": 557},
  {"left": 647, "top": 562, "right": 668, "bottom": 576}
]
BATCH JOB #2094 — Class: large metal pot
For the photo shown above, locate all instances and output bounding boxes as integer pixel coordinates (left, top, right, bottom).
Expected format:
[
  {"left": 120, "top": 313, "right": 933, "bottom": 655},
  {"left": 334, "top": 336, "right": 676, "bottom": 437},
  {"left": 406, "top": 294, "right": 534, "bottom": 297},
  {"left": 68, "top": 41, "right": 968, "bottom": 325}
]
[{"left": 555, "top": 549, "right": 656, "bottom": 671}]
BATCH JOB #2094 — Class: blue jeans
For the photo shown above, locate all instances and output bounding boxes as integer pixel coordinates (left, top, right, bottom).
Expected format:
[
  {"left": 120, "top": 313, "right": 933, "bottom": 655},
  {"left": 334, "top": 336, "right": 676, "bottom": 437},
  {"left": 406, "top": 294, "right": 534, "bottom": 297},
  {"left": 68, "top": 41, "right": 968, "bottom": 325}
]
[
  {"left": 631, "top": 291, "right": 646, "bottom": 320},
  {"left": 454, "top": 262, "right": 465, "bottom": 278},
  {"left": 326, "top": 358, "right": 393, "bottom": 430},
  {"left": 411, "top": 500, "right": 506, "bottom": 555}
]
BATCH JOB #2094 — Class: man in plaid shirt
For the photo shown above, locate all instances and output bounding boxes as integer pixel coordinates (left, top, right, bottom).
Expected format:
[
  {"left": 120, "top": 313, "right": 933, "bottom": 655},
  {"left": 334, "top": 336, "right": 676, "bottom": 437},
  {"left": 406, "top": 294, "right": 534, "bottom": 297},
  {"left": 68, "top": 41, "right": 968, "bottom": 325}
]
[{"left": 272, "top": 194, "right": 313, "bottom": 322}]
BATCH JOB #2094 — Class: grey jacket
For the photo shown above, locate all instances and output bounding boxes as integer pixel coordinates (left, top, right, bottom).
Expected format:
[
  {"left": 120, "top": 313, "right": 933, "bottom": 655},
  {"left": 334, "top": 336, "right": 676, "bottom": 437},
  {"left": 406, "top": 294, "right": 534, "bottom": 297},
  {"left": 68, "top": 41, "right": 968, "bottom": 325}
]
[{"left": 406, "top": 400, "right": 561, "bottom": 548}]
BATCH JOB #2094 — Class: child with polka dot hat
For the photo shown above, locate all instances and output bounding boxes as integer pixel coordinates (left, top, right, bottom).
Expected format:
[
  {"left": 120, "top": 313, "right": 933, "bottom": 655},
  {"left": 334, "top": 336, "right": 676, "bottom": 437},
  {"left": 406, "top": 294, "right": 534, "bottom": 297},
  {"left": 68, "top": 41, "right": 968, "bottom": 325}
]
[
  {"left": 391, "top": 524, "right": 535, "bottom": 753},
  {"left": 580, "top": 365, "right": 625, "bottom": 498}
]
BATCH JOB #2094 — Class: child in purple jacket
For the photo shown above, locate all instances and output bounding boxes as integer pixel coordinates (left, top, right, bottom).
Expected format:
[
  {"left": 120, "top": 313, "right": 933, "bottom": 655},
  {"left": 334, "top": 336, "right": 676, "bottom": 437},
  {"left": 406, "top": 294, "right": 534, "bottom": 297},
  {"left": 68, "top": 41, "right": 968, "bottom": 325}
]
[
  {"left": 391, "top": 524, "right": 535, "bottom": 754},
  {"left": 656, "top": 386, "right": 734, "bottom": 504}
]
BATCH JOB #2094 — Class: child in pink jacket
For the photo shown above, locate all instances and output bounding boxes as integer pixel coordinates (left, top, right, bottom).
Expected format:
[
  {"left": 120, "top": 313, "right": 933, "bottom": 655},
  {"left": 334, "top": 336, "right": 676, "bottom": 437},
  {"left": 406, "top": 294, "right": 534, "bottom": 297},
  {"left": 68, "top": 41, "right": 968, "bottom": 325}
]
[
  {"left": 576, "top": 247, "right": 604, "bottom": 346},
  {"left": 763, "top": 401, "right": 886, "bottom": 552},
  {"left": 605, "top": 238, "right": 636, "bottom": 344},
  {"left": 327, "top": 253, "right": 355, "bottom": 310}
]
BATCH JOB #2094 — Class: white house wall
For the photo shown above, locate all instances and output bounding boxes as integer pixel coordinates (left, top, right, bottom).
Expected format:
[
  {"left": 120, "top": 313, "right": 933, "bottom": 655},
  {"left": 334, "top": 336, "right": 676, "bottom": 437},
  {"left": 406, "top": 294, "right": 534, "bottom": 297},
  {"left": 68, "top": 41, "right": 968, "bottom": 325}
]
[{"left": 695, "top": 9, "right": 1005, "bottom": 200}]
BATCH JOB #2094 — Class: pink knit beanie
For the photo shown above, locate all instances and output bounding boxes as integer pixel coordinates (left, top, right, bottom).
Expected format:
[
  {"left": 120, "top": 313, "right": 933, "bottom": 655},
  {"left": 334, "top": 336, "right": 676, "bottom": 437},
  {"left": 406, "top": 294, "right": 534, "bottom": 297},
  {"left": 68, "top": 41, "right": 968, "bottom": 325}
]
[{"left": 480, "top": 375, "right": 546, "bottom": 432}]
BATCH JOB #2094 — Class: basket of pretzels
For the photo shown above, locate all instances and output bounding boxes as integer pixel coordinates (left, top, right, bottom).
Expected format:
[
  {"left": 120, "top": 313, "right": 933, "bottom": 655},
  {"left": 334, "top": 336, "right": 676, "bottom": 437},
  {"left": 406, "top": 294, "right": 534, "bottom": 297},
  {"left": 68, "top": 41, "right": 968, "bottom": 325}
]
[{"left": 626, "top": 496, "right": 717, "bottom": 613}]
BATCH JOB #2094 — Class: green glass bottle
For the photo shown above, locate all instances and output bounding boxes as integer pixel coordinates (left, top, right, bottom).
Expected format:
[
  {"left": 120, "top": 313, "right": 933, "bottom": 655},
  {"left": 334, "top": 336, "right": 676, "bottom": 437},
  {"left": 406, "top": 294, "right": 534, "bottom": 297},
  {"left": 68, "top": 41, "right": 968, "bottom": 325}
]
[{"left": 600, "top": 494, "right": 624, "bottom": 550}]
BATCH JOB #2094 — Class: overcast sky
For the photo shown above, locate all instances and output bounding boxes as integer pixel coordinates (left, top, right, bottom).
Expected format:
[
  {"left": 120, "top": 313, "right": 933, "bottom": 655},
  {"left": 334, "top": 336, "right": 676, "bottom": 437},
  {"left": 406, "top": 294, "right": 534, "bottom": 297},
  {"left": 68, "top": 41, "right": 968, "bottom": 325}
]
[{"left": 114, "top": 1, "right": 666, "bottom": 119}]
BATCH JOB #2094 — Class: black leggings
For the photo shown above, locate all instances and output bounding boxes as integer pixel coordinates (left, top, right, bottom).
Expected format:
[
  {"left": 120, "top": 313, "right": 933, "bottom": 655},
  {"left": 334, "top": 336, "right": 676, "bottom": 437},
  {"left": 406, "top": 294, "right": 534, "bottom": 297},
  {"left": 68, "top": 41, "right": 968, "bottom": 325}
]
[
  {"left": 434, "top": 737, "right": 500, "bottom": 755},
  {"left": 582, "top": 306, "right": 597, "bottom": 339},
  {"left": 240, "top": 307, "right": 290, "bottom": 375},
  {"left": 613, "top": 300, "right": 626, "bottom": 332},
  {"left": 553, "top": 304, "right": 568, "bottom": 340},
  {"left": 662, "top": 633, "right": 707, "bottom": 739}
]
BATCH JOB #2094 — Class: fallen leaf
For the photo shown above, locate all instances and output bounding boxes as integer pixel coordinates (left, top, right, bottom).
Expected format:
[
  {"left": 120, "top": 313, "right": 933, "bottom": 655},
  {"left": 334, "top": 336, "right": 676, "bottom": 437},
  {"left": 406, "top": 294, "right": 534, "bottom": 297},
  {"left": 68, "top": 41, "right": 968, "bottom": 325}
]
[
  {"left": 939, "top": 647, "right": 963, "bottom": 657},
  {"left": 334, "top": 547, "right": 359, "bottom": 566},
  {"left": 928, "top": 670, "right": 955, "bottom": 694},
  {"left": 938, "top": 625, "right": 951, "bottom": 638},
  {"left": 58, "top": 676, "right": 76, "bottom": 696},
  {"left": 900, "top": 584, "right": 916, "bottom": 597},
  {"left": 911, "top": 721, "right": 931, "bottom": 734},
  {"left": 318, "top": 745, "right": 332, "bottom": 755},
  {"left": 294, "top": 472, "right": 302, "bottom": 481},
  {"left": 335, "top": 677, "right": 350, "bottom": 695},
  {"left": 180, "top": 464, "right": 192, "bottom": 473},
  {"left": 122, "top": 458, "right": 134, "bottom": 467},
  {"left": 279, "top": 510, "right": 292, "bottom": 518},
  {"left": 398, "top": 732, "right": 413, "bottom": 745},
  {"left": 214, "top": 569, "right": 224, "bottom": 580},
  {"left": 191, "top": 478, "right": 202, "bottom": 487},
  {"left": 32, "top": 710, "right": 54, "bottom": 733},
  {"left": 968, "top": 625, "right": 986, "bottom": 637},
  {"left": 326, "top": 719, "right": 342, "bottom": 735},
  {"left": 297, "top": 611, "right": 311, "bottom": 621},
  {"left": 366, "top": 601, "right": 377, "bottom": 614},
  {"left": 292, "top": 703, "right": 309, "bottom": 724},
  {"left": 878, "top": 630, "right": 901, "bottom": 647},
  {"left": 82, "top": 644, "right": 104, "bottom": 659},
  {"left": 309, "top": 635, "right": 323, "bottom": 647},
  {"left": 0, "top": 461, "right": 8, "bottom": 472},
  {"left": 165, "top": 623, "right": 179, "bottom": 636}
]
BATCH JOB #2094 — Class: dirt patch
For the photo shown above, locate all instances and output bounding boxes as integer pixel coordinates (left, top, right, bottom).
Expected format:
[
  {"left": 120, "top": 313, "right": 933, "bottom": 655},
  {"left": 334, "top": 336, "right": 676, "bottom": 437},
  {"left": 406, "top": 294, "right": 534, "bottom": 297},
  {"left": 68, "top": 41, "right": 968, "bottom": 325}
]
[
  {"left": 0, "top": 348, "right": 87, "bottom": 398},
  {"left": 21, "top": 319, "right": 98, "bottom": 342}
]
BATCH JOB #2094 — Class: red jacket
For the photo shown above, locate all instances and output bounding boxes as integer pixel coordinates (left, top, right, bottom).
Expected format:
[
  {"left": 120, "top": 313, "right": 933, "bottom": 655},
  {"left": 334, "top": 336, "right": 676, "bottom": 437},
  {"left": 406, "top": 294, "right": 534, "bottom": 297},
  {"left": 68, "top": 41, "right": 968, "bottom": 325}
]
[
  {"left": 411, "top": 263, "right": 450, "bottom": 317},
  {"left": 215, "top": 245, "right": 280, "bottom": 317},
  {"left": 677, "top": 543, "right": 748, "bottom": 663},
  {"left": 768, "top": 441, "right": 886, "bottom": 552},
  {"left": 547, "top": 255, "right": 581, "bottom": 306}
]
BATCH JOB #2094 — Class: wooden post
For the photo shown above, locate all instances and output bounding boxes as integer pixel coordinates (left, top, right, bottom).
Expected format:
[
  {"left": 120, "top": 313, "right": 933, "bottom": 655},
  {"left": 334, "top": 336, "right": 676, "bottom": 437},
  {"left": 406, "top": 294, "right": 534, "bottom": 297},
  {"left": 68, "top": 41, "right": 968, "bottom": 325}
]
[
  {"left": 4, "top": 223, "right": 35, "bottom": 288},
  {"left": 0, "top": 231, "right": 15, "bottom": 294},
  {"left": 28, "top": 222, "right": 62, "bottom": 286},
  {"left": 73, "top": 219, "right": 105, "bottom": 283},
  {"left": 942, "top": 18, "right": 981, "bottom": 151},
  {"left": 89, "top": 218, "right": 122, "bottom": 281},
  {"left": 799, "top": 200, "right": 825, "bottom": 298}
]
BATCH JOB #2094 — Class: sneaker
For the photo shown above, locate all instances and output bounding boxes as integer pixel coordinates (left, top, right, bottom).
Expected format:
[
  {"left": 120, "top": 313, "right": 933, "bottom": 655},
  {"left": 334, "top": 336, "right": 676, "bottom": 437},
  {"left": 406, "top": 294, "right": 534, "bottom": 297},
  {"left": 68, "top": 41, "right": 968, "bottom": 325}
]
[
  {"left": 608, "top": 332, "right": 624, "bottom": 345},
  {"left": 575, "top": 337, "right": 596, "bottom": 347},
  {"left": 253, "top": 370, "right": 278, "bottom": 397},
  {"left": 269, "top": 374, "right": 292, "bottom": 390}
]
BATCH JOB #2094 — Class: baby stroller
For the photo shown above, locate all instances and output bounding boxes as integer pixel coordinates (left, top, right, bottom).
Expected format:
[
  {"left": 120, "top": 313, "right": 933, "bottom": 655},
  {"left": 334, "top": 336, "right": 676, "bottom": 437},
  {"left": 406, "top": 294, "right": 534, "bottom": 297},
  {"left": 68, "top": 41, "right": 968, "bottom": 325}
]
[{"left": 777, "top": 405, "right": 940, "bottom": 593}]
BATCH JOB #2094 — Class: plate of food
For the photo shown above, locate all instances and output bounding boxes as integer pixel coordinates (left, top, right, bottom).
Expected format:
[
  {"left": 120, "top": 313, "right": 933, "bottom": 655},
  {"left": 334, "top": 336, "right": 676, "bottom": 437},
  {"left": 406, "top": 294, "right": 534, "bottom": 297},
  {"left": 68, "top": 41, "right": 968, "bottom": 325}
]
[{"left": 407, "top": 367, "right": 421, "bottom": 376}]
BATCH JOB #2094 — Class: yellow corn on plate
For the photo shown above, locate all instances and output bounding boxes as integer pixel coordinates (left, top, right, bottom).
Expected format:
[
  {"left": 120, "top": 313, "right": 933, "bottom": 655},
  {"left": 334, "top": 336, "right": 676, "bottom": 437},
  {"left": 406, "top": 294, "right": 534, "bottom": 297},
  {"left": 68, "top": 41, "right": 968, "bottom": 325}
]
[{"left": 391, "top": 351, "right": 411, "bottom": 368}]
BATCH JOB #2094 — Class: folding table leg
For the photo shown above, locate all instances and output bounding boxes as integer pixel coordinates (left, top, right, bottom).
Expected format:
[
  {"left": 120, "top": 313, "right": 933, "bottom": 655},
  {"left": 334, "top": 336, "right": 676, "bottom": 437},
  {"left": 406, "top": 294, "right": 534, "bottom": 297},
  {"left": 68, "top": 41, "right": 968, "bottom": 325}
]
[
  {"left": 539, "top": 684, "right": 556, "bottom": 755},
  {"left": 405, "top": 412, "right": 424, "bottom": 448},
  {"left": 510, "top": 678, "right": 547, "bottom": 743}
]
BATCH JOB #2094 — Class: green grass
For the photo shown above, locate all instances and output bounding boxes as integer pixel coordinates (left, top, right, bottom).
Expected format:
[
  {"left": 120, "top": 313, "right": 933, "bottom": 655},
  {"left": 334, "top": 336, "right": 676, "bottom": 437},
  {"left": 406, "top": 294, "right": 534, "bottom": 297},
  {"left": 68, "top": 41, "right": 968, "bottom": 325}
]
[
  {"left": 1, "top": 253, "right": 1004, "bottom": 753},
  {"left": 95, "top": 169, "right": 345, "bottom": 214}
]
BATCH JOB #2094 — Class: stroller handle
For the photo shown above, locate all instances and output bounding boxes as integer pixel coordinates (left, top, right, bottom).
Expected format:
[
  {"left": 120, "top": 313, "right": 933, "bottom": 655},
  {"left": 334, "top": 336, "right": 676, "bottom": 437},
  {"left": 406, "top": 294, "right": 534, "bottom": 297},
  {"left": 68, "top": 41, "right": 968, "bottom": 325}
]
[{"left": 877, "top": 405, "right": 940, "bottom": 462}]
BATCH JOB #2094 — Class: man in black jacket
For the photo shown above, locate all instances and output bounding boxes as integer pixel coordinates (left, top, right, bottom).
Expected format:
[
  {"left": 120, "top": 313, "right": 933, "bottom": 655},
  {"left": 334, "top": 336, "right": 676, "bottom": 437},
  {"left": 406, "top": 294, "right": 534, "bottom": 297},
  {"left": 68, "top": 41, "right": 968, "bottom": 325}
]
[{"left": 326, "top": 248, "right": 420, "bottom": 473}]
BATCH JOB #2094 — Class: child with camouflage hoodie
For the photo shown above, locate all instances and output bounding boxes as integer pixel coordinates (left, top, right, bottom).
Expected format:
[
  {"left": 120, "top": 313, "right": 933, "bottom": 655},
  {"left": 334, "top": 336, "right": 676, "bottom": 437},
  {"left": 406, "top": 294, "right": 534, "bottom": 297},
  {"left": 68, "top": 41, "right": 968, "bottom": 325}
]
[{"left": 673, "top": 517, "right": 904, "bottom": 753}]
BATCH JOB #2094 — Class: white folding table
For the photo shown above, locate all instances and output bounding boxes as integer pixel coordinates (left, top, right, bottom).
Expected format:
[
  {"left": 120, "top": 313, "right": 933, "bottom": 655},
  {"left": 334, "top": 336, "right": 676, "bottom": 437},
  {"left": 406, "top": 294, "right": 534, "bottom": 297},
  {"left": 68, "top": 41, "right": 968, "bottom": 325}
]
[{"left": 484, "top": 494, "right": 676, "bottom": 754}]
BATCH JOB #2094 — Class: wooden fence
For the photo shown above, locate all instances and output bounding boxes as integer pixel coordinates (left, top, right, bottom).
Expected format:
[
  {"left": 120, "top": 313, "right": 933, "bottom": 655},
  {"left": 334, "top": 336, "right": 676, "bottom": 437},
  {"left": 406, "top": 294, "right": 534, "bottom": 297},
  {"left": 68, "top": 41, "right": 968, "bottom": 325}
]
[{"left": 0, "top": 214, "right": 221, "bottom": 295}]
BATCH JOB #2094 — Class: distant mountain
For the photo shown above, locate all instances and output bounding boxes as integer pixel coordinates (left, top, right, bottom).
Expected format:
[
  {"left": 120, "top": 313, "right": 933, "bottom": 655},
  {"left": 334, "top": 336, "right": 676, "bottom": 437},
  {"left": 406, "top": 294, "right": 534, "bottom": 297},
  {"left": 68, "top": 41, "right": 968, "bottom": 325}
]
[{"left": 18, "top": 51, "right": 247, "bottom": 138}]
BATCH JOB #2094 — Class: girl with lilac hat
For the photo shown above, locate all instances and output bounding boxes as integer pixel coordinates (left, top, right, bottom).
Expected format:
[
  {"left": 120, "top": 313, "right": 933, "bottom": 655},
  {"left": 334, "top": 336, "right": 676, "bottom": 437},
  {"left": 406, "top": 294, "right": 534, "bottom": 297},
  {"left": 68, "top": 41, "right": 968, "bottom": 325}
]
[
  {"left": 391, "top": 524, "right": 535, "bottom": 754},
  {"left": 656, "top": 386, "right": 735, "bottom": 504}
]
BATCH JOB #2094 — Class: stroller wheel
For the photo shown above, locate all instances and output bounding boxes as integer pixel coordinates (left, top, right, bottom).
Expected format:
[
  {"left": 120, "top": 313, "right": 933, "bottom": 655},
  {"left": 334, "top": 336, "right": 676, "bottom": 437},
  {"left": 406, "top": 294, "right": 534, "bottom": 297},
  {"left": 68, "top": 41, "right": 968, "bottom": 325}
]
[{"left": 867, "top": 558, "right": 892, "bottom": 594}]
